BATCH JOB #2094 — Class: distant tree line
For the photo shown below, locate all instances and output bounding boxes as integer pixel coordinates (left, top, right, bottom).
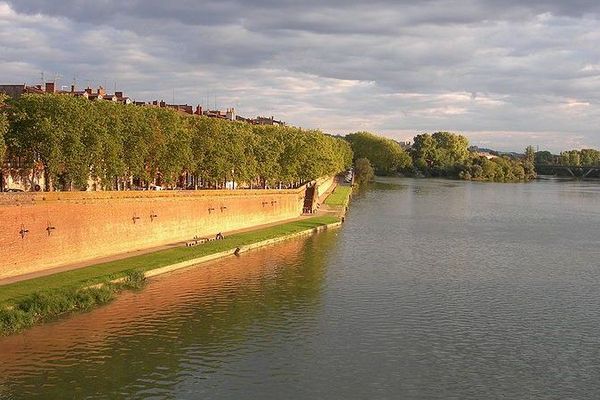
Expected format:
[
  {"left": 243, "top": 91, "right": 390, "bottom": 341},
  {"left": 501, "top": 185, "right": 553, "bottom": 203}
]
[
  {"left": 1, "top": 94, "right": 352, "bottom": 191},
  {"left": 535, "top": 149, "right": 600, "bottom": 167},
  {"left": 345, "top": 131, "right": 537, "bottom": 182},
  {"left": 411, "top": 133, "right": 536, "bottom": 182}
]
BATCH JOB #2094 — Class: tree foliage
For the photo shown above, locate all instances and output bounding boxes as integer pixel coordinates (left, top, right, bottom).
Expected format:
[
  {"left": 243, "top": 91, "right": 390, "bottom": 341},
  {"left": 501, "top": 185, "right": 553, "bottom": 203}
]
[
  {"left": 346, "top": 131, "right": 411, "bottom": 175},
  {"left": 411, "top": 132, "right": 470, "bottom": 176},
  {"left": 410, "top": 132, "right": 535, "bottom": 182},
  {"left": 525, "top": 145, "right": 535, "bottom": 164},
  {"left": 4, "top": 94, "right": 352, "bottom": 191},
  {"left": 559, "top": 149, "right": 600, "bottom": 166},
  {"left": 354, "top": 157, "right": 375, "bottom": 184},
  {"left": 534, "top": 150, "right": 555, "bottom": 165},
  {"left": 458, "top": 155, "right": 535, "bottom": 182},
  {"left": 0, "top": 94, "right": 7, "bottom": 163}
]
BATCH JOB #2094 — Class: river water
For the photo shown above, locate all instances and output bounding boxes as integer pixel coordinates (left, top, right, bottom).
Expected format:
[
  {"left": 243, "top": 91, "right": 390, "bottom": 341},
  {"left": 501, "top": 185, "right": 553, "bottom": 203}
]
[{"left": 1, "top": 178, "right": 600, "bottom": 399}]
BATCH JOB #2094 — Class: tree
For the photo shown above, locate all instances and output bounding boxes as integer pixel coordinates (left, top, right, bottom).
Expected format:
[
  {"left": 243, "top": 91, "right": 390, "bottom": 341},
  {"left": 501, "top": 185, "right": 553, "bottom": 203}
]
[
  {"left": 522, "top": 146, "right": 536, "bottom": 179},
  {"left": 0, "top": 94, "right": 7, "bottom": 164},
  {"left": 7, "top": 94, "right": 70, "bottom": 191},
  {"left": 534, "top": 150, "right": 554, "bottom": 165},
  {"left": 431, "top": 132, "right": 470, "bottom": 168},
  {"left": 354, "top": 158, "right": 375, "bottom": 184},
  {"left": 346, "top": 131, "right": 411, "bottom": 175},
  {"left": 411, "top": 132, "right": 469, "bottom": 176},
  {"left": 253, "top": 125, "right": 284, "bottom": 188},
  {"left": 525, "top": 145, "right": 535, "bottom": 164},
  {"left": 580, "top": 149, "right": 600, "bottom": 166},
  {"left": 411, "top": 133, "right": 436, "bottom": 172},
  {"left": 4, "top": 93, "right": 353, "bottom": 191},
  {"left": 560, "top": 150, "right": 580, "bottom": 166}
]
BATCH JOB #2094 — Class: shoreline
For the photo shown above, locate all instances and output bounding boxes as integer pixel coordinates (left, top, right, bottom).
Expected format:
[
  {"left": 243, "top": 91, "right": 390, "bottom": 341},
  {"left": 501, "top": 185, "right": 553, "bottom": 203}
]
[
  {"left": 0, "top": 183, "right": 352, "bottom": 336},
  {"left": 125, "top": 219, "right": 342, "bottom": 283}
]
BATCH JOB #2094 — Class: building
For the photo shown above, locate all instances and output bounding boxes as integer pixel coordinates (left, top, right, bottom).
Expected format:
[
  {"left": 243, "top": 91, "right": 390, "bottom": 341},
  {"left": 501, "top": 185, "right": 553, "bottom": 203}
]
[
  {"left": 0, "top": 84, "right": 45, "bottom": 97},
  {"left": 254, "top": 116, "right": 285, "bottom": 126},
  {"left": 476, "top": 152, "right": 497, "bottom": 160},
  {"left": 2, "top": 81, "right": 286, "bottom": 127},
  {"left": 1, "top": 157, "right": 46, "bottom": 192},
  {"left": 1, "top": 82, "right": 133, "bottom": 105}
]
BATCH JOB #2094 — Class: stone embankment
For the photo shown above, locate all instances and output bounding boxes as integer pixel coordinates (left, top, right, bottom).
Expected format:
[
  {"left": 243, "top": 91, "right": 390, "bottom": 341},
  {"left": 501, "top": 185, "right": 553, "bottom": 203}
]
[
  {"left": 0, "top": 178, "right": 352, "bottom": 335},
  {"left": 0, "top": 178, "right": 338, "bottom": 281}
]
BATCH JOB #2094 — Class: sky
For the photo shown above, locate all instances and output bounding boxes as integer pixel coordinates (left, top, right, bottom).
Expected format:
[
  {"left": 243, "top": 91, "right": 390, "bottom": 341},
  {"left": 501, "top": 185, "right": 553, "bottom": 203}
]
[{"left": 1, "top": 0, "right": 600, "bottom": 153}]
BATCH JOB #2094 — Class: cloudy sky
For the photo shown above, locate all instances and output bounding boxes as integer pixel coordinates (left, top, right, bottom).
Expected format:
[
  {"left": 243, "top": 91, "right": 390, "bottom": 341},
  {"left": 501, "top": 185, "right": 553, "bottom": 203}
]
[{"left": 2, "top": 0, "right": 600, "bottom": 152}]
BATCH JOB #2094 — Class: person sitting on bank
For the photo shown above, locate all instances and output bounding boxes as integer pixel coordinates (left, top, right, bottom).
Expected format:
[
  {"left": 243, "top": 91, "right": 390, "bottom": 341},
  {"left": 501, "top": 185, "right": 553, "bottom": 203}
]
[{"left": 215, "top": 232, "right": 224, "bottom": 240}]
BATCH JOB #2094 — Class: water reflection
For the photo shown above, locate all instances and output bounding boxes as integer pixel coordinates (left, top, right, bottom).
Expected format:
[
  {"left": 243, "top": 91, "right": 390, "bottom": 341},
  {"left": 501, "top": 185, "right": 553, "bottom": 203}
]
[{"left": 0, "top": 233, "right": 337, "bottom": 399}]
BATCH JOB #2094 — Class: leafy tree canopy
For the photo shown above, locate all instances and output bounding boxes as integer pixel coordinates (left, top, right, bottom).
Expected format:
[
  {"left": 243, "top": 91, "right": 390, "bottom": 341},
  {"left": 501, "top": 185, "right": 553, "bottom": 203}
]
[
  {"left": 346, "top": 131, "right": 411, "bottom": 176},
  {"left": 4, "top": 94, "right": 352, "bottom": 191}
]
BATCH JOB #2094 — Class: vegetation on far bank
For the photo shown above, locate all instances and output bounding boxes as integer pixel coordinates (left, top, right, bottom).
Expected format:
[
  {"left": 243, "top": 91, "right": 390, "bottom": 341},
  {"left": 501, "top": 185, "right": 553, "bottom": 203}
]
[
  {"left": 345, "top": 131, "right": 538, "bottom": 182},
  {"left": 536, "top": 148, "right": 600, "bottom": 167},
  {"left": 411, "top": 133, "right": 537, "bottom": 182},
  {"left": 0, "top": 215, "right": 340, "bottom": 335}
]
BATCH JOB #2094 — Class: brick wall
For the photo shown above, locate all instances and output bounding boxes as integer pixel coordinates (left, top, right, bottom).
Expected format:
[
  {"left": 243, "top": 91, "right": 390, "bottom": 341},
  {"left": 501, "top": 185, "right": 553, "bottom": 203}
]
[
  {"left": 315, "top": 176, "right": 335, "bottom": 199},
  {"left": 0, "top": 187, "right": 308, "bottom": 280}
]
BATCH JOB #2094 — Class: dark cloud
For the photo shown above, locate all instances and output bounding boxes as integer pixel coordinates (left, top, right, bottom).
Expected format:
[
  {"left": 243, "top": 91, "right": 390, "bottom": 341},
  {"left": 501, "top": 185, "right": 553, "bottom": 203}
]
[{"left": 8, "top": 0, "right": 600, "bottom": 27}]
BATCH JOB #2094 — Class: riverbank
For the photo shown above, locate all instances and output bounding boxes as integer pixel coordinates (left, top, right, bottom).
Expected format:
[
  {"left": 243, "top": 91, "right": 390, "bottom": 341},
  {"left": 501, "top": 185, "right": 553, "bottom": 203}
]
[
  {"left": 324, "top": 185, "right": 352, "bottom": 208},
  {"left": 0, "top": 184, "right": 353, "bottom": 336}
]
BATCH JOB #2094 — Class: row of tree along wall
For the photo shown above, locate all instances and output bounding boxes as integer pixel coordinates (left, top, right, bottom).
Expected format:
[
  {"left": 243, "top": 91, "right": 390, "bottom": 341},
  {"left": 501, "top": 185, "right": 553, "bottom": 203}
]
[
  {"left": 0, "top": 94, "right": 352, "bottom": 192},
  {"left": 0, "top": 178, "right": 334, "bottom": 281}
]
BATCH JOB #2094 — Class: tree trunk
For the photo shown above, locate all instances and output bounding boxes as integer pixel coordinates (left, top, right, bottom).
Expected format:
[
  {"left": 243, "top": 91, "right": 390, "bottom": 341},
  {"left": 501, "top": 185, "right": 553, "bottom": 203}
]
[{"left": 43, "top": 167, "right": 53, "bottom": 192}]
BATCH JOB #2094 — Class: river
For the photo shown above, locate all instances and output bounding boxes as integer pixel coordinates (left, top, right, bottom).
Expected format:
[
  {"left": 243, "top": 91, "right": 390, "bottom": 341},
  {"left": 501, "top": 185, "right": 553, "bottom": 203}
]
[{"left": 1, "top": 178, "right": 600, "bottom": 399}]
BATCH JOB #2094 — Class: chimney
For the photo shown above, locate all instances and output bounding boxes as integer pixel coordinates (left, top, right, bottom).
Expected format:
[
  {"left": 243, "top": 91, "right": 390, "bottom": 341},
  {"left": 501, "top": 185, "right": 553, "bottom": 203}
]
[
  {"left": 97, "top": 86, "right": 106, "bottom": 96},
  {"left": 70, "top": 84, "right": 75, "bottom": 93},
  {"left": 226, "top": 108, "right": 236, "bottom": 121},
  {"left": 115, "top": 91, "right": 123, "bottom": 98},
  {"left": 159, "top": 100, "right": 166, "bottom": 108},
  {"left": 152, "top": 100, "right": 158, "bottom": 106},
  {"left": 195, "top": 105, "right": 203, "bottom": 115},
  {"left": 45, "top": 82, "right": 55, "bottom": 93},
  {"left": 85, "top": 87, "right": 92, "bottom": 95}
]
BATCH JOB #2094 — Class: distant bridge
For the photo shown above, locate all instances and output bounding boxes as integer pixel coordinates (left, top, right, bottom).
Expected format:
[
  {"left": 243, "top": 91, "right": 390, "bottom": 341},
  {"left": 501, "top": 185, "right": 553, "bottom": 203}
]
[{"left": 535, "top": 164, "right": 600, "bottom": 179}]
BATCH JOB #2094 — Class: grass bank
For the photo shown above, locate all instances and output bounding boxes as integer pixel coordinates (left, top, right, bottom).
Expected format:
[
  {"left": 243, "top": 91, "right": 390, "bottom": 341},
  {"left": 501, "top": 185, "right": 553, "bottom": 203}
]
[
  {"left": 0, "top": 271, "right": 146, "bottom": 336},
  {"left": 0, "top": 215, "right": 339, "bottom": 335},
  {"left": 324, "top": 185, "right": 353, "bottom": 207}
]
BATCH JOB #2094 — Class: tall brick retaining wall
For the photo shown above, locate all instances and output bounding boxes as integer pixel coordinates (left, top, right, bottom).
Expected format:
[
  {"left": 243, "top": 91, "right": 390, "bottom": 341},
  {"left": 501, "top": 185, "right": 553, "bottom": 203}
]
[{"left": 0, "top": 187, "right": 308, "bottom": 280}]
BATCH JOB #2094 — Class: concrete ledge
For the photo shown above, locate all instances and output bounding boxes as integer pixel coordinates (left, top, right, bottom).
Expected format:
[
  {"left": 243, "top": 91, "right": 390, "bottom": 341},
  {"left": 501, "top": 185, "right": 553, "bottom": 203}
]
[
  {"left": 0, "top": 185, "right": 309, "bottom": 206},
  {"left": 129, "top": 221, "right": 342, "bottom": 282}
]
